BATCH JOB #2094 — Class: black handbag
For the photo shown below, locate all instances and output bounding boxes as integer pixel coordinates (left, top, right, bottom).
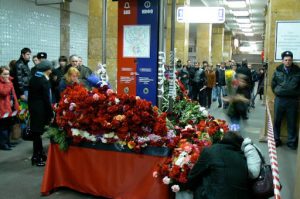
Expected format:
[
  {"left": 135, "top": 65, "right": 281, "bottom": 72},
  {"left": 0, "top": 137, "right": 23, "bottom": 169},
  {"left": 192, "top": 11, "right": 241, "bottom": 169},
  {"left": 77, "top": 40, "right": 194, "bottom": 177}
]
[
  {"left": 251, "top": 146, "right": 275, "bottom": 198},
  {"left": 21, "top": 117, "right": 33, "bottom": 141}
]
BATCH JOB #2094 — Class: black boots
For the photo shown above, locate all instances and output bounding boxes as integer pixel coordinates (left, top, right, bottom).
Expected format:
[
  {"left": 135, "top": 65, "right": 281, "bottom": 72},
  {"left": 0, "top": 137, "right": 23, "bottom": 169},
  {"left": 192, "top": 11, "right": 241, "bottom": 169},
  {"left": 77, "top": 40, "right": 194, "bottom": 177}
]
[
  {"left": 31, "top": 152, "right": 47, "bottom": 167},
  {"left": 0, "top": 144, "right": 12, "bottom": 151}
]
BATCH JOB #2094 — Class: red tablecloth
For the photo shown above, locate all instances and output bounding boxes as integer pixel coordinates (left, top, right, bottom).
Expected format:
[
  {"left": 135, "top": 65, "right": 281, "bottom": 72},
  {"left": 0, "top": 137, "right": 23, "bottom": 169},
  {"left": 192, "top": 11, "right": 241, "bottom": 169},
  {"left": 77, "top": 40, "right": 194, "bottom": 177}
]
[{"left": 41, "top": 144, "right": 170, "bottom": 199}]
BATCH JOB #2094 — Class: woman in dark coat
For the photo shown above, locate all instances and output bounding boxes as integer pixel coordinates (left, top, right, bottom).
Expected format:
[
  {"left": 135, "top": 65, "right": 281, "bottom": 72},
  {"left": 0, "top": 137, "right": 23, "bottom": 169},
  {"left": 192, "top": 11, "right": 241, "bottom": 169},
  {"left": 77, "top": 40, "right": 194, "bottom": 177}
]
[
  {"left": 28, "top": 60, "right": 53, "bottom": 166},
  {"left": 187, "top": 131, "right": 251, "bottom": 199}
]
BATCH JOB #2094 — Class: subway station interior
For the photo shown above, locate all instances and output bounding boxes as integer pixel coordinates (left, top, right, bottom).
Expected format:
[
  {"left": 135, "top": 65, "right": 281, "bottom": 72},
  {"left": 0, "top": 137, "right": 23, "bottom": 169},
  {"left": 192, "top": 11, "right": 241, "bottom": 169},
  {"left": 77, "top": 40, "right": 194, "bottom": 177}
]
[{"left": 0, "top": 0, "right": 300, "bottom": 199}]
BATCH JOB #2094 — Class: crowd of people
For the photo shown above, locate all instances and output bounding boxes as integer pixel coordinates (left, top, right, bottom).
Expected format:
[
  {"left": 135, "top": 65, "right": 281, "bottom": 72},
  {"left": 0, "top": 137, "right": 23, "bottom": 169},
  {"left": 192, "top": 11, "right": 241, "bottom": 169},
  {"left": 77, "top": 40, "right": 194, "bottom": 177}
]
[
  {"left": 0, "top": 47, "right": 99, "bottom": 166},
  {"left": 174, "top": 58, "right": 266, "bottom": 129}
]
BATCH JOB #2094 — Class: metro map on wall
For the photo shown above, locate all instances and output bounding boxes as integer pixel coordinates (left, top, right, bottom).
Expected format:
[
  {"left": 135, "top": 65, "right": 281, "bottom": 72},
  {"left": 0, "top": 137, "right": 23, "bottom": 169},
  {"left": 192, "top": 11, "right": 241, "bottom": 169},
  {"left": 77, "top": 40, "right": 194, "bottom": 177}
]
[{"left": 123, "top": 25, "right": 151, "bottom": 58}]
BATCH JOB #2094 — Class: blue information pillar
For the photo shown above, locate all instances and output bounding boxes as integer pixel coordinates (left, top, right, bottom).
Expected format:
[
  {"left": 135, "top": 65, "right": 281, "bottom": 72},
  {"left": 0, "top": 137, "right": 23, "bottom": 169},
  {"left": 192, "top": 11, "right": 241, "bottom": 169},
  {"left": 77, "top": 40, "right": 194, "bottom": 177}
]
[{"left": 136, "top": 0, "right": 159, "bottom": 105}]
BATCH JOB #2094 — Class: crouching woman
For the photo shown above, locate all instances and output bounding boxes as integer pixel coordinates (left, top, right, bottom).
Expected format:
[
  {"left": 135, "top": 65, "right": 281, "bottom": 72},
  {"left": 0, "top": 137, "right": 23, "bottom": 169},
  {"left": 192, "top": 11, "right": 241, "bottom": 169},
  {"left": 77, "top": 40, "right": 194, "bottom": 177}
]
[{"left": 186, "top": 131, "right": 251, "bottom": 199}]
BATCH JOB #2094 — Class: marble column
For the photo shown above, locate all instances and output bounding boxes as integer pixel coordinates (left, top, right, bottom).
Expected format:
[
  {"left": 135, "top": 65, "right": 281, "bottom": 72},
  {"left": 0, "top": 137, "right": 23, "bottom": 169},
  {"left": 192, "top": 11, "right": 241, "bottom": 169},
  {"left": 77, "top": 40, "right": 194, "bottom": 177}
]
[
  {"left": 166, "top": 0, "right": 190, "bottom": 63},
  {"left": 60, "top": 1, "right": 70, "bottom": 57},
  {"left": 196, "top": 24, "right": 212, "bottom": 63},
  {"left": 223, "top": 31, "right": 232, "bottom": 62},
  {"left": 211, "top": 24, "right": 224, "bottom": 66},
  {"left": 88, "top": 0, "right": 118, "bottom": 89},
  {"left": 88, "top": 0, "right": 102, "bottom": 70}
]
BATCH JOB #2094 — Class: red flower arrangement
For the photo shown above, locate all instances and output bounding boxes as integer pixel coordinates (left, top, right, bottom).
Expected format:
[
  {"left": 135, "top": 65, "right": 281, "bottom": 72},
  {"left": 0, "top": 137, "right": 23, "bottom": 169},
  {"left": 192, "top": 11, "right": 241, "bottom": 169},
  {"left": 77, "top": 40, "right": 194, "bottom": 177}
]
[
  {"left": 54, "top": 84, "right": 170, "bottom": 151},
  {"left": 153, "top": 117, "right": 229, "bottom": 192}
]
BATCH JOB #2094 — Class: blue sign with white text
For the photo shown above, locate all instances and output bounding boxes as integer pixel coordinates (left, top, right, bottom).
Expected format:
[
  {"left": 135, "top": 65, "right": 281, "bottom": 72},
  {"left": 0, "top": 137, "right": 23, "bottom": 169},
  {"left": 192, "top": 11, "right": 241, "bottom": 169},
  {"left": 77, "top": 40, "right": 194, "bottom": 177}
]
[{"left": 136, "top": 0, "right": 159, "bottom": 105}]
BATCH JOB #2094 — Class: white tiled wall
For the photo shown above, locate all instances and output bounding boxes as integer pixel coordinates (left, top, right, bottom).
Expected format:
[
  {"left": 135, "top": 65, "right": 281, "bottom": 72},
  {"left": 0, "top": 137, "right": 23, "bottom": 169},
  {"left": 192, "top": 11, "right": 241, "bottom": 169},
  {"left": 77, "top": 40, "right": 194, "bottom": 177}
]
[
  {"left": 0, "top": 0, "right": 88, "bottom": 67},
  {"left": 70, "top": 13, "right": 88, "bottom": 66}
]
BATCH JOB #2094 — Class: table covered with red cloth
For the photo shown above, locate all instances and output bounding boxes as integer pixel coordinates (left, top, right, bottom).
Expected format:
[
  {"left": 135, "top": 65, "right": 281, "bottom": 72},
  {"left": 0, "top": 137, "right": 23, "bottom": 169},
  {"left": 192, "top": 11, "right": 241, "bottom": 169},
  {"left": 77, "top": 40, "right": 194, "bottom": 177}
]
[{"left": 41, "top": 143, "right": 170, "bottom": 199}]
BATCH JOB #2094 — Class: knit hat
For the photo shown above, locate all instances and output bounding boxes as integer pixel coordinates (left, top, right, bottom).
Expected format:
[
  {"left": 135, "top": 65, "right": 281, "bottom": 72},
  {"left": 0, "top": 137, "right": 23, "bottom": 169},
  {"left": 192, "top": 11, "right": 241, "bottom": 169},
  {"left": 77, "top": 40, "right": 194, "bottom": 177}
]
[{"left": 36, "top": 60, "right": 52, "bottom": 72}]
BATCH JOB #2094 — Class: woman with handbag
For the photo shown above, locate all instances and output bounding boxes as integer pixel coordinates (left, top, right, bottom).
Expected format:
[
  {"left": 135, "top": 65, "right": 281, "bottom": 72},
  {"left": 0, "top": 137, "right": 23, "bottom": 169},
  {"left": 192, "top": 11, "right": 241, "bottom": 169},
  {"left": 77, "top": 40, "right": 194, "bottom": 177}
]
[
  {"left": 242, "top": 138, "right": 275, "bottom": 199},
  {"left": 28, "top": 60, "right": 53, "bottom": 166},
  {"left": 0, "top": 66, "right": 20, "bottom": 150},
  {"left": 186, "top": 131, "right": 251, "bottom": 199},
  {"left": 241, "top": 138, "right": 262, "bottom": 179}
]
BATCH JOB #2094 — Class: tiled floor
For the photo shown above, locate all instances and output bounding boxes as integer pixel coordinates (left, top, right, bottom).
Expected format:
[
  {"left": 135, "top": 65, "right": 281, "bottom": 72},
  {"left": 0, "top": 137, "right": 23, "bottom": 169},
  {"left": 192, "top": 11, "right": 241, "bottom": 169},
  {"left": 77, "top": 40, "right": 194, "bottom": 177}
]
[{"left": 0, "top": 97, "right": 297, "bottom": 199}]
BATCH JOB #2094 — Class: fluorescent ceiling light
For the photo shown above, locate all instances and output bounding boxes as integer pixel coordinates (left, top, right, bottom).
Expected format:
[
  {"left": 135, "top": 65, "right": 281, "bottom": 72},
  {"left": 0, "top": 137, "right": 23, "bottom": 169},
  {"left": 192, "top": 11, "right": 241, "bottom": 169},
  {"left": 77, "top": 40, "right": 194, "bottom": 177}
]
[
  {"left": 239, "top": 45, "right": 258, "bottom": 52},
  {"left": 236, "top": 18, "right": 251, "bottom": 23},
  {"left": 239, "top": 23, "right": 252, "bottom": 28},
  {"left": 248, "top": 41, "right": 257, "bottom": 44},
  {"left": 232, "top": 11, "right": 249, "bottom": 17},
  {"left": 177, "top": 7, "right": 225, "bottom": 23},
  {"left": 226, "top": 1, "right": 247, "bottom": 8},
  {"left": 244, "top": 33, "right": 254, "bottom": 36},
  {"left": 241, "top": 28, "right": 253, "bottom": 32}
]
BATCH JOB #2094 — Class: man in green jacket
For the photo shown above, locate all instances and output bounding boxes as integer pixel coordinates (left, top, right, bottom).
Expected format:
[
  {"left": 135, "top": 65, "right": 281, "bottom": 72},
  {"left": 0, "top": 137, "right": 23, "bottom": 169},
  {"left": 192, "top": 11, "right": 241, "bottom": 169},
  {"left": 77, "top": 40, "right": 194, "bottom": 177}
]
[{"left": 271, "top": 51, "right": 300, "bottom": 150}]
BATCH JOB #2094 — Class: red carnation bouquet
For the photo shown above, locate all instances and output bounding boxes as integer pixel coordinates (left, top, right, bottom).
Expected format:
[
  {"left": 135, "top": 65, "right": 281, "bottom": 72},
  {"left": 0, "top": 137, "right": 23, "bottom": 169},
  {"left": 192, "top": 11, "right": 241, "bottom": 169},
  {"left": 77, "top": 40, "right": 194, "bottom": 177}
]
[
  {"left": 54, "top": 84, "right": 172, "bottom": 151},
  {"left": 153, "top": 118, "right": 229, "bottom": 192}
]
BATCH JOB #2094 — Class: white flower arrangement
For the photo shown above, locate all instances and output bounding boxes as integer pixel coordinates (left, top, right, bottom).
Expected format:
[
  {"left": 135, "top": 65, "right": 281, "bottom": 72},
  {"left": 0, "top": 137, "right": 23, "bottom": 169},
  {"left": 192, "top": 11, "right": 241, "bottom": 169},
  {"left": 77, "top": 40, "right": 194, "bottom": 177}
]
[
  {"left": 71, "top": 128, "right": 96, "bottom": 142},
  {"left": 162, "top": 176, "right": 171, "bottom": 185},
  {"left": 199, "top": 106, "right": 208, "bottom": 117}
]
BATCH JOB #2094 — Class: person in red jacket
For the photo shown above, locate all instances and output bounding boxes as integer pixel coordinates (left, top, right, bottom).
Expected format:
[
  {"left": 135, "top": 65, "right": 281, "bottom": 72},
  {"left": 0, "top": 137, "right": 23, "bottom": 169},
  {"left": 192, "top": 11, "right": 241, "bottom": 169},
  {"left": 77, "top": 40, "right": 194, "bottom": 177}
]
[{"left": 0, "top": 66, "right": 20, "bottom": 150}]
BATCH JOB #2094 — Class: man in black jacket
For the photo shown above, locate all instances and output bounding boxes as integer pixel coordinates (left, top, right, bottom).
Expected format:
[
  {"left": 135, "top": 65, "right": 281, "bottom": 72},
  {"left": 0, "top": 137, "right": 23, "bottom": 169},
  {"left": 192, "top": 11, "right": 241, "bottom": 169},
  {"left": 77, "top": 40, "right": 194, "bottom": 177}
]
[
  {"left": 50, "top": 56, "right": 68, "bottom": 103},
  {"left": 11, "top": 47, "right": 31, "bottom": 101},
  {"left": 191, "top": 63, "right": 207, "bottom": 106},
  {"left": 215, "top": 62, "right": 227, "bottom": 108},
  {"left": 271, "top": 51, "right": 300, "bottom": 150},
  {"left": 236, "top": 59, "right": 252, "bottom": 100}
]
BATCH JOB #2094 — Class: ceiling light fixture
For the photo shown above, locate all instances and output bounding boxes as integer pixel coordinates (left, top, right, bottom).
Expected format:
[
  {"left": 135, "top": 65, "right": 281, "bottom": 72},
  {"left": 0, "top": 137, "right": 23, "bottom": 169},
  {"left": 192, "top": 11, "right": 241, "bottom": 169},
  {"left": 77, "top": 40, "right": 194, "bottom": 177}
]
[
  {"left": 239, "top": 23, "right": 252, "bottom": 28},
  {"left": 241, "top": 28, "right": 253, "bottom": 32},
  {"left": 232, "top": 11, "right": 249, "bottom": 17},
  {"left": 236, "top": 17, "right": 251, "bottom": 23},
  {"left": 226, "top": 1, "right": 247, "bottom": 8},
  {"left": 244, "top": 32, "right": 254, "bottom": 36}
]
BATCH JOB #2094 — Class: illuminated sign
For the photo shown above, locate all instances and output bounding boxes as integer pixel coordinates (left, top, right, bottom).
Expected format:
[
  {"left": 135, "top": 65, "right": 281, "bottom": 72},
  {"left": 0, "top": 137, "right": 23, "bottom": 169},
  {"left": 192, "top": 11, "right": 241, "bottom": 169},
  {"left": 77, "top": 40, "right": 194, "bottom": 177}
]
[{"left": 177, "top": 7, "right": 225, "bottom": 23}]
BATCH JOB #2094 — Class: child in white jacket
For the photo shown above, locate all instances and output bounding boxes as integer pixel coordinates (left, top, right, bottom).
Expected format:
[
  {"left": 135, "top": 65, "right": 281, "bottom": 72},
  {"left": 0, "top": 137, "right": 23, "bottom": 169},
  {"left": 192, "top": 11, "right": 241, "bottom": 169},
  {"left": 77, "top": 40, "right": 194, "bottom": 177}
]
[{"left": 241, "top": 137, "right": 262, "bottom": 179}]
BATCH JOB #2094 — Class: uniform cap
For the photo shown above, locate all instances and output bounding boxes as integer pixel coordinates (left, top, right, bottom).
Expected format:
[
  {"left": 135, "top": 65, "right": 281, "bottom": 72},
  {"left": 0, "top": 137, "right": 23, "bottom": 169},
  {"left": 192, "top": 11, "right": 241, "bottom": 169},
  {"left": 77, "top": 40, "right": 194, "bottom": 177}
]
[
  {"left": 281, "top": 51, "right": 293, "bottom": 59},
  {"left": 37, "top": 52, "right": 47, "bottom": 59}
]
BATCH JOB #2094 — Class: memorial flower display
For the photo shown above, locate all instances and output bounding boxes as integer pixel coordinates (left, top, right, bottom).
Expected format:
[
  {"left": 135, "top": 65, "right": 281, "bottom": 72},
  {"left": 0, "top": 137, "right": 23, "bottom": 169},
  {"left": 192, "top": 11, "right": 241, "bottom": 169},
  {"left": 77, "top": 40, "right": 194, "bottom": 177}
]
[
  {"left": 153, "top": 118, "right": 229, "bottom": 192},
  {"left": 49, "top": 82, "right": 229, "bottom": 193},
  {"left": 51, "top": 84, "right": 175, "bottom": 152}
]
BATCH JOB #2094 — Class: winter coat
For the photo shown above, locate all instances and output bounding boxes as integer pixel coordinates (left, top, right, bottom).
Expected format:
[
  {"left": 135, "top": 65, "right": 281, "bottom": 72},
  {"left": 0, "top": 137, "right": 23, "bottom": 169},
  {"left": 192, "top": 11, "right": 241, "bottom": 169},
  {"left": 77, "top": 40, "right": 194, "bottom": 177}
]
[
  {"left": 257, "top": 72, "right": 265, "bottom": 95},
  {"left": 187, "top": 143, "right": 251, "bottom": 199},
  {"left": 0, "top": 77, "right": 20, "bottom": 115},
  {"left": 241, "top": 138, "right": 262, "bottom": 179},
  {"left": 205, "top": 70, "right": 216, "bottom": 88},
  {"left": 236, "top": 66, "right": 252, "bottom": 87},
  {"left": 11, "top": 57, "right": 31, "bottom": 98},
  {"left": 28, "top": 72, "right": 53, "bottom": 133},
  {"left": 50, "top": 66, "right": 65, "bottom": 103},
  {"left": 58, "top": 78, "right": 82, "bottom": 94},
  {"left": 192, "top": 68, "right": 206, "bottom": 87},
  {"left": 179, "top": 68, "right": 189, "bottom": 89},
  {"left": 271, "top": 63, "right": 300, "bottom": 98},
  {"left": 216, "top": 68, "right": 226, "bottom": 86}
]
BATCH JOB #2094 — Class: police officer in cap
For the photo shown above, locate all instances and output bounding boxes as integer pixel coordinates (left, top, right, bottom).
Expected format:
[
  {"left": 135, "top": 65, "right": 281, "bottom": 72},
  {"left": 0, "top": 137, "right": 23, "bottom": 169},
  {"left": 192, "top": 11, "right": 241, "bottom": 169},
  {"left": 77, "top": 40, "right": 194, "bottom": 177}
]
[{"left": 271, "top": 51, "right": 300, "bottom": 150}]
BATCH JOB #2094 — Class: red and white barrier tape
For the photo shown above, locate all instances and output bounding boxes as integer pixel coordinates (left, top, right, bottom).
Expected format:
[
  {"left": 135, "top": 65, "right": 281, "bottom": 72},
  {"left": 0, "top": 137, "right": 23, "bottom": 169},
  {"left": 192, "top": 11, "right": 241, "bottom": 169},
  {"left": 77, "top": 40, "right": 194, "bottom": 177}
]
[
  {"left": 0, "top": 109, "right": 27, "bottom": 119},
  {"left": 266, "top": 102, "right": 281, "bottom": 199}
]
